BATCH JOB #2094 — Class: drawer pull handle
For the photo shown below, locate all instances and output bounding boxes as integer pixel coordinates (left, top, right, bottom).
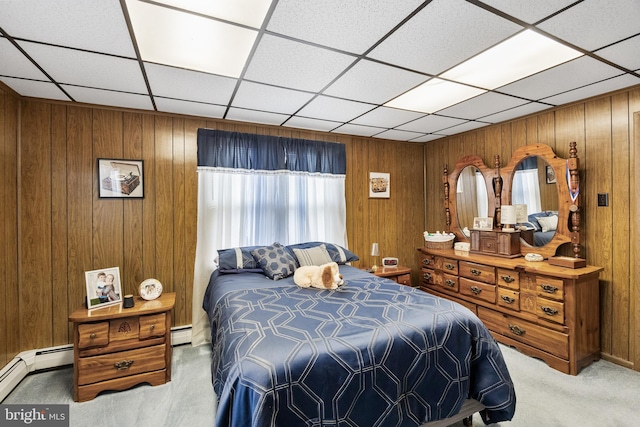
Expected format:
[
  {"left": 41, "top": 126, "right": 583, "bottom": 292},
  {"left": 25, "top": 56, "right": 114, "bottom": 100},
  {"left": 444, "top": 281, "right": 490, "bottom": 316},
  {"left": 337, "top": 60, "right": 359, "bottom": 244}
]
[
  {"left": 89, "top": 333, "right": 96, "bottom": 339},
  {"left": 423, "top": 272, "right": 432, "bottom": 281},
  {"left": 445, "top": 263, "right": 455, "bottom": 270},
  {"left": 470, "top": 286, "right": 482, "bottom": 295},
  {"left": 501, "top": 295, "right": 515, "bottom": 304},
  {"left": 540, "top": 284, "right": 558, "bottom": 293},
  {"left": 422, "top": 259, "right": 432, "bottom": 266},
  {"left": 445, "top": 279, "right": 456, "bottom": 287},
  {"left": 508, "top": 324, "right": 525, "bottom": 336},
  {"left": 114, "top": 360, "right": 134, "bottom": 370},
  {"left": 541, "top": 306, "right": 559, "bottom": 316},
  {"left": 501, "top": 275, "right": 515, "bottom": 283},
  {"left": 150, "top": 324, "right": 155, "bottom": 331},
  {"left": 470, "top": 269, "right": 482, "bottom": 276}
]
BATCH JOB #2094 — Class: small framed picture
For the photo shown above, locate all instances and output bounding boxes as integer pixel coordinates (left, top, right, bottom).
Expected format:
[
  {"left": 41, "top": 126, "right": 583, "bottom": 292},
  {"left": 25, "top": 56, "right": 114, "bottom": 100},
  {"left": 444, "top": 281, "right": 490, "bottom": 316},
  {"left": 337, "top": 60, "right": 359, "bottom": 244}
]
[
  {"left": 546, "top": 165, "right": 556, "bottom": 184},
  {"left": 369, "top": 172, "right": 390, "bottom": 198},
  {"left": 85, "top": 267, "right": 123, "bottom": 310},
  {"left": 473, "top": 217, "right": 494, "bottom": 230},
  {"left": 97, "top": 158, "right": 144, "bottom": 198}
]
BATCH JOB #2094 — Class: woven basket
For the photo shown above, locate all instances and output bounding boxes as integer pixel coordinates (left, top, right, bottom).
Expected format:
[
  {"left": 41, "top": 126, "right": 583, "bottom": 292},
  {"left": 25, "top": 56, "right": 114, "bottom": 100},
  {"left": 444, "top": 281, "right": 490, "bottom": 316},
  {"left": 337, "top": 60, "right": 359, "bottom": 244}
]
[{"left": 424, "top": 234, "right": 455, "bottom": 250}]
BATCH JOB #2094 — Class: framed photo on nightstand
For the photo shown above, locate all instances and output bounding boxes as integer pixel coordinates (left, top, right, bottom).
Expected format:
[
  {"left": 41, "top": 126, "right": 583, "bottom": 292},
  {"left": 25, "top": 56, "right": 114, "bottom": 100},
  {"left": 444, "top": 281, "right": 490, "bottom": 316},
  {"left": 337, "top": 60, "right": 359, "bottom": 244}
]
[{"left": 85, "top": 267, "right": 122, "bottom": 310}]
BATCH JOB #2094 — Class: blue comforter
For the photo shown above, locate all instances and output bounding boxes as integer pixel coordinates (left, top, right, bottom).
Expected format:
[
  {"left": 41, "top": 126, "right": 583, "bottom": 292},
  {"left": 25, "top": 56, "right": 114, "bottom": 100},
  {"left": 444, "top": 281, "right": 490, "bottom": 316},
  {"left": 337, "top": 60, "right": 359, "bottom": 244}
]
[{"left": 203, "top": 266, "right": 515, "bottom": 426}]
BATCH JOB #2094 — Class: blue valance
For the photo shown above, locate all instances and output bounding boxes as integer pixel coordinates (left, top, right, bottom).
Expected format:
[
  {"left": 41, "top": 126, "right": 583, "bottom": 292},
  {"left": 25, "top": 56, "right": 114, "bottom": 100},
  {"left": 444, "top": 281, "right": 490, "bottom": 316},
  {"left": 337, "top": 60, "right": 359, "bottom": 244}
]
[{"left": 197, "top": 129, "right": 346, "bottom": 175}]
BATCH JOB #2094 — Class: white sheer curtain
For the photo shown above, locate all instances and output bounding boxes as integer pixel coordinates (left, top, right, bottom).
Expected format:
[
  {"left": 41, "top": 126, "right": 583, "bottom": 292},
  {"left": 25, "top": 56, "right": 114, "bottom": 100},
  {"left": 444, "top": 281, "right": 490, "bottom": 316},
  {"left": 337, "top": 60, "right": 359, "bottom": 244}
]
[
  {"left": 191, "top": 167, "right": 347, "bottom": 346},
  {"left": 512, "top": 169, "right": 542, "bottom": 214}
]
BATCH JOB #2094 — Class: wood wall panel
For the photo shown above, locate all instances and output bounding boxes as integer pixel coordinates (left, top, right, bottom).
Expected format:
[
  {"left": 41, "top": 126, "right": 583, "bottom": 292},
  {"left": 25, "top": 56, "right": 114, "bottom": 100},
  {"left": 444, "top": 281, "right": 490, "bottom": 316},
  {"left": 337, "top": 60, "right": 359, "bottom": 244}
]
[{"left": 425, "top": 85, "right": 640, "bottom": 370}]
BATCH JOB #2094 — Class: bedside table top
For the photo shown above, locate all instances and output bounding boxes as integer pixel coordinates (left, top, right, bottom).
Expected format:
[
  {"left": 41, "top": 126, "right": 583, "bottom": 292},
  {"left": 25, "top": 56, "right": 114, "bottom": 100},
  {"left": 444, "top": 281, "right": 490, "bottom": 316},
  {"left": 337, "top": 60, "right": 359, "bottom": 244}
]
[
  {"left": 368, "top": 265, "right": 411, "bottom": 277},
  {"left": 69, "top": 292, "right": 175, "bottom": 323}
]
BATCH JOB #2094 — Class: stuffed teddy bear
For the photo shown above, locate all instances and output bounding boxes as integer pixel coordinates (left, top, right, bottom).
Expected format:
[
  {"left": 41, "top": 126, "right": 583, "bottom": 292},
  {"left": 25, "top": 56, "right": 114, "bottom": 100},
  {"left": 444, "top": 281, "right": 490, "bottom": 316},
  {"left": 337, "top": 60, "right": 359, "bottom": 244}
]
[{"left": 293, "top": 262, "right": 344, "bottom": 289}]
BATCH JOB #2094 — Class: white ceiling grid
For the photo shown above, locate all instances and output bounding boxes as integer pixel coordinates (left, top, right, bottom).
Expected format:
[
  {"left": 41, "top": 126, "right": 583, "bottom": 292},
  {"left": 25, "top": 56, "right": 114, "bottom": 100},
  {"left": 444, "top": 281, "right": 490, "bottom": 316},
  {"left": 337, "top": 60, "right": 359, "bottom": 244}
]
[{"left": 0, "top": 0, "right": 639, "bottom": 142}]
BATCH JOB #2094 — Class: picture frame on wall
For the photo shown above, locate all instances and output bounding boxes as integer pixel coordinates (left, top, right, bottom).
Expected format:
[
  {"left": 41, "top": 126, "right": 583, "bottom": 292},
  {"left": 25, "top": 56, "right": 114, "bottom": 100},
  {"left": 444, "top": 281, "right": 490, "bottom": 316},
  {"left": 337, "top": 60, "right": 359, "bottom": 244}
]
[
  {"left": 85, "top": 267, "right": 123, "bottom": 310},
  {"left": 97, "top": 158, "right": 144, "bottom": 198},
  {"left": 545, "top": 165, "right": 557, "bottom": 184},
  {"left": 369, "top": 172, "right": 390, "bottom": 198}
]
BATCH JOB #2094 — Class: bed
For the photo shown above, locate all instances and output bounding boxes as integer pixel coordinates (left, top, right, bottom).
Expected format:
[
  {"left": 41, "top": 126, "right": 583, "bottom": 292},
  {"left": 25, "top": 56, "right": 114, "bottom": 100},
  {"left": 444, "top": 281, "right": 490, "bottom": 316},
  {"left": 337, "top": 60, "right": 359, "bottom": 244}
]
[
  {"left": 524, "top": 211, "right": 559, "bottom": 247},
  {"left": 203, "top": 244, "right": 516, "bottom": 426}
]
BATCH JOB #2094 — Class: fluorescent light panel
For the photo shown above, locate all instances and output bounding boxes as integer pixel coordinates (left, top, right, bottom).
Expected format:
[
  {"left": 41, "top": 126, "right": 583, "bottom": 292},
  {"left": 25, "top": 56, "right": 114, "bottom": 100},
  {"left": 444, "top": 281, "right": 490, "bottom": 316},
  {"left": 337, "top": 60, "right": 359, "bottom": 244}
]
[
  {"left": 152, "top": 0, "right": 272, "bottom": 28},
  {"left": 386, "top": 29, "right": 582, "bottom": 114},
  {"left": 126, "top": 0, "right": 270, "bottom": 78},
  {"left": 385, "top": 78, "right": 486, "bottom": 114},
  {"left": 441, "top": 29, "right": 583, "bottom": 89}
]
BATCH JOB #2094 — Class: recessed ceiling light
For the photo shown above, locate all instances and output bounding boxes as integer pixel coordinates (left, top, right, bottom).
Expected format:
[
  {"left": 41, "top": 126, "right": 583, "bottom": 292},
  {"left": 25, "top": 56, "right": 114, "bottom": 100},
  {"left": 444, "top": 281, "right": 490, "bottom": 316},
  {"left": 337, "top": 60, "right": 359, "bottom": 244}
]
[
  {"left": 151, "top": 0, "right": 272, "bottom": 28},
  {"left": 441, "top": 29, "right": 583, "bottom": 89},
  {"left": 126, "top": 0, "right": 262, "bottom": 78},
  {"left": 385, "top": 78, "right": 486, "bottom": 114}
]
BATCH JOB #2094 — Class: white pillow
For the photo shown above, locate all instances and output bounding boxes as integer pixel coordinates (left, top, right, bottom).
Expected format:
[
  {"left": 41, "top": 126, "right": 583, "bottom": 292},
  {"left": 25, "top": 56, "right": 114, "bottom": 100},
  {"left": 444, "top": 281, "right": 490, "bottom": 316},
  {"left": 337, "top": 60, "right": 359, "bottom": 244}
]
[
  {"left": 293, "top": 244, "right": 333, "bottom": 266},
  {"left": 537, "top": 215, "right": 558, "bottom": 233}
]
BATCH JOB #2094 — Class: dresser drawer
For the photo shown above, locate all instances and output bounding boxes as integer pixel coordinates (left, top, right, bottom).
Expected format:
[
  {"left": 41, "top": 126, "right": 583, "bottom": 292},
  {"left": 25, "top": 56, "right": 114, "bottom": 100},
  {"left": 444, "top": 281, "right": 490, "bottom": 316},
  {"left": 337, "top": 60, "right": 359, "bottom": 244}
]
[
  {"left": 460, "top": 278, "right": 496, "bottom": 304},
  {"left": 536, "top": 298, "right": 564, "bottom": 324},
  {"left": 78, "top": 322, "right": 109, "bottom": 349},
  {"left": 438, "top": 273, "right": 459, "bottom": 292},
  {"left": 497, "top": 288, "right": 520, "bottom": 311},
  {"left": 420, "top": 268, "right": 437, "bottom": 285},
  {"left": 497, "top": 268, "right": 519, "bottom": 290},
  {"left": 478, "top": 307, "right": 569, "bottom": 359},
  {"left": 536, "top": 276, "right": 564, "bottom": 301},
  {"left": 140, "top": 313, "right": 166, "bottom": 339},
  {"left": 420, "top": 254, "right": 438, "bottom": 269},
  {"left": 109, "top": 316, "right": 140, "bottom": 343},
  {"left": 77, "top": 344, "right": 166, "bottom": 386},
  {"left": 441, "top": 258, "right": 458, "bottom": 275},
  {"left": 459, "top": 261, "right": 495, "bottom": 284}
]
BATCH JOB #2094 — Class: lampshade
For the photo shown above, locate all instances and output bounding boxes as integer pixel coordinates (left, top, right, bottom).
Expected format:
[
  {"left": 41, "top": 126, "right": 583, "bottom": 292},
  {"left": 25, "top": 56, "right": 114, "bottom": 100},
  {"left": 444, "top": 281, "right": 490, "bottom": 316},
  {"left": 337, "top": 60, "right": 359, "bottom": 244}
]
[
  {"left": 501, "top": 205, "right": 517, "bottom": 225},
  {"left": 514, "top": 204, "right": 528, "bottom": 223},
  {"left": 371, "top": 243, "right": 380, "bottom": 257}
]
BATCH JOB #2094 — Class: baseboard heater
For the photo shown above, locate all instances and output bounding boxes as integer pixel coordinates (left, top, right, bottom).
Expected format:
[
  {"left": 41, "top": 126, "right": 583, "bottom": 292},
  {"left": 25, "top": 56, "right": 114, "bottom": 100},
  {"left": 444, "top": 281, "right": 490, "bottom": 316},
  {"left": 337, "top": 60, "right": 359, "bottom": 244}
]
[{"left": 0, "top": 325, "right": 192, "bottom": 402}]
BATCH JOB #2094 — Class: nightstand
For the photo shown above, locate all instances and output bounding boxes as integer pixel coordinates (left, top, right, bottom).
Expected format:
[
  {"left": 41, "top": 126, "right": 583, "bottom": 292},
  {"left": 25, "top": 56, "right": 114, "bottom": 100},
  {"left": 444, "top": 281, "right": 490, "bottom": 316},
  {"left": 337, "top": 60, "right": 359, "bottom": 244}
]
[
  {"left": 68, "top": 292, "right": 175, "bottom": 402},
  {"left": 368, "top": 265, "right": 412, "bottom": 286}
]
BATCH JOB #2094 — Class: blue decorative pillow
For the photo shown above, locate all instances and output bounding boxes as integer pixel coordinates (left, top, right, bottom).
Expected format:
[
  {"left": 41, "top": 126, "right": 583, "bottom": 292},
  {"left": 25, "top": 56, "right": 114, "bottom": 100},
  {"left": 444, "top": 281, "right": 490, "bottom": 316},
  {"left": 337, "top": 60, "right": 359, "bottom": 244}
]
[
  {"left": 251, "top": 242, "right": 297, "bottom": 280},
  {"left": 286, "top": 241, "right": 359, "bottom": 265},
  {"left": 215, "top": 246, "right": 264, "bottom": 274}
]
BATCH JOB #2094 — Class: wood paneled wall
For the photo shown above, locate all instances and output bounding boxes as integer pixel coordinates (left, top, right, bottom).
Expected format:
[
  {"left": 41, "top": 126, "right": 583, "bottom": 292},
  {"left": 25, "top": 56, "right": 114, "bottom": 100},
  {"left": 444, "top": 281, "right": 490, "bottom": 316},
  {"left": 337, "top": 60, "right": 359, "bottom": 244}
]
[
  {"left": 424, "top": 85, "right": 640, "bottom": 370},
  {"left": 0, "top": 90, "right": 425, "bottom": 367}
]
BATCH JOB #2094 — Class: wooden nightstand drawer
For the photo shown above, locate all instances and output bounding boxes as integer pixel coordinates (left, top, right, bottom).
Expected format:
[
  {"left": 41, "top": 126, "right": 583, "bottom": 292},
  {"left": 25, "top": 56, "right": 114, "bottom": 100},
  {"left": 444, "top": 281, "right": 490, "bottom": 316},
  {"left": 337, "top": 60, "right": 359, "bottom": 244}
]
[
  {"left": 497, "top": 269, "right": 519, "bottom": 290},
  {"left": 395, "top": 273, "right": 411, "bottom": 286},
  {"left": 536, "top": 276, "right": 564, "bottom": 301},
  {"left": 536, "top": 299, "right": 564, "bottom": 324},
  {"left": 460, "top": 278, "right": 496, "bottom": 304},
  {"left": 109, "top": 317, "right": 140, "bottom": 343},
  {"left": 78, "top": 322, "right": 109, "bottom": 349},
  {"left": 77, "top": 344, "right": 166, "bottom": 386},
  {"left": 459, "top": 261, "right": 495, "bottom": 284},
  {"left": 140, "top": 313, "right": 166, "bottom": 339}
]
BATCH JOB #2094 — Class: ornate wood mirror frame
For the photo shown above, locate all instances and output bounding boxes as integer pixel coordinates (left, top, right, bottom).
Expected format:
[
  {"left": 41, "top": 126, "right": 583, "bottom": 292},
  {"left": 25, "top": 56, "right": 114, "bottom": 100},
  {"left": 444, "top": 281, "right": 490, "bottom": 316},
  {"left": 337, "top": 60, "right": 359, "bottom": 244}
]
[{"left": 501, "top": 142, "right": 580, "bottom": 259}]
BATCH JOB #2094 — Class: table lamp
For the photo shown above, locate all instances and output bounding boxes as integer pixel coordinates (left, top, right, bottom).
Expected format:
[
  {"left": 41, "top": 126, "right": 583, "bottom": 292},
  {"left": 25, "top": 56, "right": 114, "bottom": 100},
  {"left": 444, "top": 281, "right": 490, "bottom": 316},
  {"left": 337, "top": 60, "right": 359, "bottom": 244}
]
[
  {"left": 371, "top": 243, "right": 380, "bottom": 272},
  {"left": 515, "top": 204, "right": 528, "bottom": 230},
  {"left": 501, "top": 205, "right": 516, "bottom": 232}
]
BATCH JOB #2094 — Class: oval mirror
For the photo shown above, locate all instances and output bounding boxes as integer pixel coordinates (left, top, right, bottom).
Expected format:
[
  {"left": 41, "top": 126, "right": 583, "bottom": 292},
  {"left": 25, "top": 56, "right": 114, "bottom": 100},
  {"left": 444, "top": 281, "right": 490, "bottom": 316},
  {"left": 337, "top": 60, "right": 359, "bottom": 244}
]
[{"left": 446, "top": 155, "right": 496, "bottom": 242}]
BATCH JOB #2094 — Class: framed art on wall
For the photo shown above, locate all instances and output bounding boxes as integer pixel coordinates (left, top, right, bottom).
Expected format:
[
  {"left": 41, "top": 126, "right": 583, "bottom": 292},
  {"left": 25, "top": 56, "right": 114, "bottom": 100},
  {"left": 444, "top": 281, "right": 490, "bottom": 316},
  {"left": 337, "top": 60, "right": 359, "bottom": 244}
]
[
  {"left": 369, "top": 172, "right": 390, "bottom": 198},
  {"left": 97, "top": 158, "right": 144, "bottom": 198},
  {"left": 85, "top": 267, "right": 122, "bottom": 310}
]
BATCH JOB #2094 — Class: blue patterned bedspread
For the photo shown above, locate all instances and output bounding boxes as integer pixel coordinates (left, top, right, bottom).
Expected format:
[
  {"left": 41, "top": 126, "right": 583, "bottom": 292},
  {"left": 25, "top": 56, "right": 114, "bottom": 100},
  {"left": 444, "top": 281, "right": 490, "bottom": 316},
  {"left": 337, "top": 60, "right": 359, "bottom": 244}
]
[{"left": 203, "top": 266, "right": 515, "bottom": 426}]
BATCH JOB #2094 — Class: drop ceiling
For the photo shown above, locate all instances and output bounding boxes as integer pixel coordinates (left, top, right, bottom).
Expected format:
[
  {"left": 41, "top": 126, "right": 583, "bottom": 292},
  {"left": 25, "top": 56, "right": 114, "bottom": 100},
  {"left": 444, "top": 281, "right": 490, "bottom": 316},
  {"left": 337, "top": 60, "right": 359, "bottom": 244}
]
[{"left": 1, "top": 0, "right": 639, "bottom": 143}]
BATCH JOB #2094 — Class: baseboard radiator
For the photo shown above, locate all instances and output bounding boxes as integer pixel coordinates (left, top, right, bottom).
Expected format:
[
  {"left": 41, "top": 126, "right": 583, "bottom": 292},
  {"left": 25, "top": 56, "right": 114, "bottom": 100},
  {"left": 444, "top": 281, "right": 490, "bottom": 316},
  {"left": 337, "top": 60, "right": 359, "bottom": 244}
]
[{"left": 0, "top": 325, "right": 192, "bottom": 402}]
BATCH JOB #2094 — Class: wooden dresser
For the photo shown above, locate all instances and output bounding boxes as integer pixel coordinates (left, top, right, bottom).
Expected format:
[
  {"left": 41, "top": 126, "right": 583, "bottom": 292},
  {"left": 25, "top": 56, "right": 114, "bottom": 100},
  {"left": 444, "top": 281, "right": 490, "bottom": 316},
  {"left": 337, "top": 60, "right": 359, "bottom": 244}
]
[
  {"left": 69, "top": 293, "right": 175, "bottom": 402},
  {"left": 417, "top": 248, "right": 602, "bottom": 375}
]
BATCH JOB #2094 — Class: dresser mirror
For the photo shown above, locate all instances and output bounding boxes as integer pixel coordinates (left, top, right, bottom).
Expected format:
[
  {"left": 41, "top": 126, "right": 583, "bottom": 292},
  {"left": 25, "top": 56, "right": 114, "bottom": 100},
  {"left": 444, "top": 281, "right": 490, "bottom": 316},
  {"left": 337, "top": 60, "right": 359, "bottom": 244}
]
[
  {"left": 444, "top": 142, "right": 581, "bottom": 259},
  {"left": 444, "top": 155, "right": 497, "bottom": 242}
]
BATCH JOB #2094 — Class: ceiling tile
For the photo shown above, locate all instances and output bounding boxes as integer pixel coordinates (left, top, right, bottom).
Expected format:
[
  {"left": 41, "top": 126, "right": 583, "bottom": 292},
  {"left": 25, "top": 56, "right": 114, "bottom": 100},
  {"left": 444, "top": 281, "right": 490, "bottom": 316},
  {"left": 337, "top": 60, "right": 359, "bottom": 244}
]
[
  {"left": 323, "top": 59, "right": 428, "bottom": 104},
  {"left": 153, "top": 0, "right": 272, "bottom": 28},
  {"left": 595, "top": 35, "right": 640, "bottom": 71},
  {"left": 283, "top": 116, "right": 342, "bottom": 132},
  {"left": 296, "top": 96, "right": 374, "bottom": 123},
  {"left": 374, "top": 128, "right": 425, "bottom": 141},
  {"left": 62, "top": 85, "right": 153, "bottom": 110},
  {"left": 537, "top": 0, "right": 640, "bottom": 51},
  {"left": 351, "top": 106, "right": 425, "bottom": 128},
  {"left": 19, "top": 42, "right": 147, "bottom": 93},
  {"left": 437, "top": 92, "right": 529, "bottom": 120},
  {"left": 267, "top": 0, "right": 424, "bottom": 53},
  {"left": 540, "top": 74, "right": 640, "bottom": 106},
  {"left": 244, "top": 34, "right": 356, "bottom": 92},
  {"left": 413, "top": 134, "right": 447, "bottom": 143},
  {"left": 0, "top": 38, "right": 48, "bottom": 80},
  {"left": 397, "top": 115, "right": 466, "bottom": 134},
  {"left": 331, "top": 123, "right": 387, "bottom": 138},
  {"left": 368, "top": 0, "right": 521, "bottom": 75},
  {"left": 479, "top": 102, "right": 551, "bottom": 123},
  {"left": 155, "top": 97, "right": 226, "bottom": 118},
  {"left": 145, "top": 63, "right": 236, "bottom": 104},
  {"left": 479, "top": 0, "right": 577, "bottom": 24},
  {"left": 0, "top": 77, "right": 70, "bottom": 101},
  {"left": 231, "top": 81, "right": 315, "bottom": 115},
  {"left": 436, "top": 120, "right": 490, "bottom": 135},
  {"left": 0, "top": 0, "right": 135, "bottom": 56},
  {"left": 497, "top": 56, "right": 624, "bottom": 101},
  {"left": 226, "top": 108, "right": 289, "bottom": 126}
]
